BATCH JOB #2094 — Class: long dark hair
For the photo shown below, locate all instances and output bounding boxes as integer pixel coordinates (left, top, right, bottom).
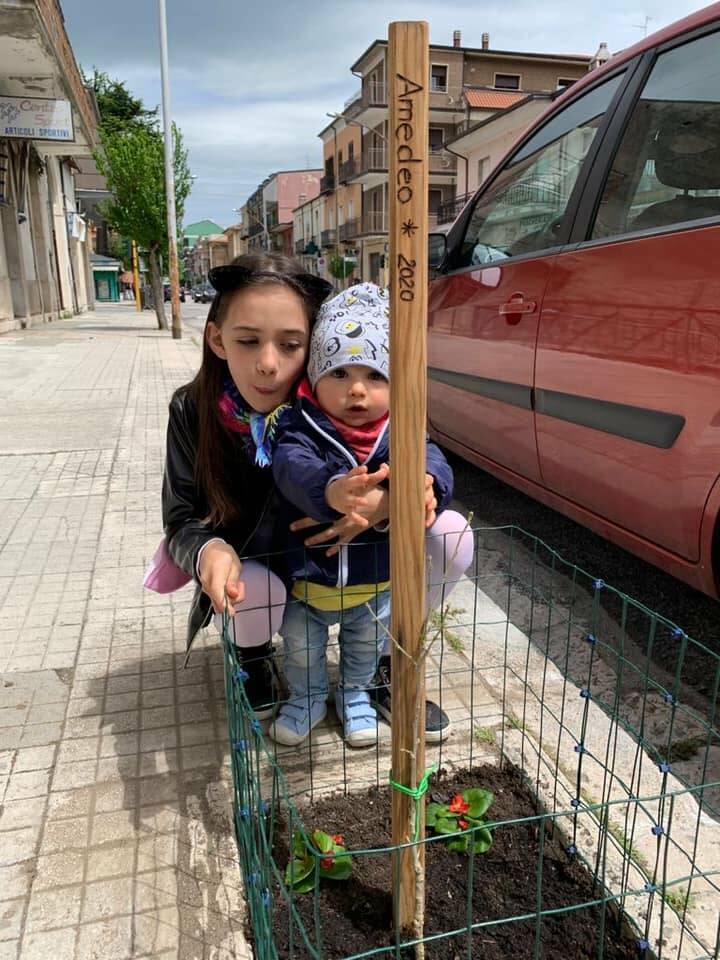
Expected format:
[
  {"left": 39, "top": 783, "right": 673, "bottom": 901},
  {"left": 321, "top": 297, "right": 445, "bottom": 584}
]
[{"left": 186, "top": 252, "right": 323, "bottom": 526}]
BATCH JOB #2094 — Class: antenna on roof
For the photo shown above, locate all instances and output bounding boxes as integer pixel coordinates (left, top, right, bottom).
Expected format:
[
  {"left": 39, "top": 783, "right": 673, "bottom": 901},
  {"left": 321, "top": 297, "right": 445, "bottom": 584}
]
[{"left": 632, "top": 15, "right": 653, "bottom": 37}]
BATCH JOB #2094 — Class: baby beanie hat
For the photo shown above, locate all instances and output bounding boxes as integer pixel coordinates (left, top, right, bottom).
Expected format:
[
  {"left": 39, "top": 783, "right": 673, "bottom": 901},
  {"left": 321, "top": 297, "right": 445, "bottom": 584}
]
[{"left": 307, "top": 282, "right": 390, "bottom": 389}]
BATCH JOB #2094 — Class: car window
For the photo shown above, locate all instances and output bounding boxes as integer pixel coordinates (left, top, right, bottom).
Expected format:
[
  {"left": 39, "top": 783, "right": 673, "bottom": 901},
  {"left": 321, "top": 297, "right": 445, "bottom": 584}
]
[
  {"left": 456, "top": 73, "right": 624, "bottom": 268},
  {"left": 591, "top": 29, "right": 720, "bottom": 240}
]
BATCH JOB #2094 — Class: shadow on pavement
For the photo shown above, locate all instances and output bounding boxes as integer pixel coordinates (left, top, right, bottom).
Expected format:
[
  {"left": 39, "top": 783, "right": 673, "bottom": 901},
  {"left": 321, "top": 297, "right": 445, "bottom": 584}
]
[{"left": 87, "top": 646, "right": 249, "bottom": 958}]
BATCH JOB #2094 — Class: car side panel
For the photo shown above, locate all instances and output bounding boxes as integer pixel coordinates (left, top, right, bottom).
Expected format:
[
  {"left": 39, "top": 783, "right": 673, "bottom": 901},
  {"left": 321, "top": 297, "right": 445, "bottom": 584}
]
[
  {"left": 534, "top": 223, "right": 720, "bottom": 561},
  {"left": 428, "top": 260, "right": 553, "bottom": 485}
]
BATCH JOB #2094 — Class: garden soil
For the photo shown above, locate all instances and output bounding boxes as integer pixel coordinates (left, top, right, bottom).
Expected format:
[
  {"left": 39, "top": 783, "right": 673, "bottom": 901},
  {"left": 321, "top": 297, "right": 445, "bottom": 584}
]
[{"left": 265, "top": 764, "right": 641, "bottom": 960}]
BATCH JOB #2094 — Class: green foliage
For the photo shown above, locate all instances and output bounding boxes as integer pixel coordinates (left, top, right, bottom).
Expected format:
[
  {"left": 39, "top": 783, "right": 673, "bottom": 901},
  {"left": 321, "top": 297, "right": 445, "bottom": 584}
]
[
  {"left": 426, "top": 787, "right": 494, "bottom": 855},
  {"left": 105, "top": 233, "right": 130, "bottom": 268},
  {"left": 328, "top": 253, "right": 356, "bottom": 280},
  {"left": 93, "top": 123, "right": 191, "bottom": 252},
  {"left": 663, "top": 887, "right": 694, "bottom": 914},
  {"left": 85, "top": 68, "right": 157, "bottom": 136},
  {"left": 474, "top": 725, "right": 496, "bottom": 746},
  {"left": 427, "top": 603, "right": 466, "bottom": 654},
  {"left": 285, "top": 829, "right": 352, "bottom": 893}
]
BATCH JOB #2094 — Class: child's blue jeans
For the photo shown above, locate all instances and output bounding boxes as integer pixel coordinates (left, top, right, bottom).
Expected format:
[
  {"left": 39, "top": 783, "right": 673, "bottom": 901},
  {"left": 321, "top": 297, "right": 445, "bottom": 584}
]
[{"left": 280, "top": 590, "right": 390, "bottom": 701}]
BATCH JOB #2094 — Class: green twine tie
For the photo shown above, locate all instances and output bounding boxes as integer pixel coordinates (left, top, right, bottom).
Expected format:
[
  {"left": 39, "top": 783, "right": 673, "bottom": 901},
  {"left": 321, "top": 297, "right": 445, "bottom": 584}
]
[{"left": 389, "top": 764, "right": 438, "bottom": 842}]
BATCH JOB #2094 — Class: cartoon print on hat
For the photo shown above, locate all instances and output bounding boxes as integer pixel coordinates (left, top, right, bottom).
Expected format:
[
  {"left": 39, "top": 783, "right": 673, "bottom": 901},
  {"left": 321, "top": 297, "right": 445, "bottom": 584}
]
[
  {"left": 308, "top": 282, "right": 391, "bottom": 389},
  {"left": 335, "top": 318, "right": 364, "bottom": 338}
]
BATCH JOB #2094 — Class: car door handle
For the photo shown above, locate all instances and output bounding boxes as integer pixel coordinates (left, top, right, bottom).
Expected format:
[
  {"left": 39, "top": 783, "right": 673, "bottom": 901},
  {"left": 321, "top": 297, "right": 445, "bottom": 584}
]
[{"left": 499, "top": 293, "right": 537, "bottom": 323}]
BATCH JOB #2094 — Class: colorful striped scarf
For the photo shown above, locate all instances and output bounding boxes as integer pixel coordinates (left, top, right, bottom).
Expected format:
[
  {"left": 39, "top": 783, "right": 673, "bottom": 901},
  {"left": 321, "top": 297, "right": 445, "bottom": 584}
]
[{"left": 218, "top": 380, "right": 291, "bottom": 468}]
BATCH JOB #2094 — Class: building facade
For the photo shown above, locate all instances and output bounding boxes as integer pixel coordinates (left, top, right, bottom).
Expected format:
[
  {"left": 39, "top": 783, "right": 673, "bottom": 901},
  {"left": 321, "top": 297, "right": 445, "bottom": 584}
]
[
  {"left": 245, "top": 169, "right": 322, "bottom": 254},
  {"left": 438, "top": 94, "right": 554, "bottom": 225},
  {"left": 328, "top": 31, "right": 589, "bottom": 283},
  {"left": 181, "top": 219, "right": 223, "bottom": 285},
  {"left": 0, "top": 0, "right": 99, "bottom": 332}
]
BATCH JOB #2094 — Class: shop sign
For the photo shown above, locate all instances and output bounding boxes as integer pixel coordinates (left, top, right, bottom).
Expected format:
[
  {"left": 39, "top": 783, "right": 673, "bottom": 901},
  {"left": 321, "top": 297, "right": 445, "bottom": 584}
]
[{"left": 0, "top": 97, "right": 73, "bottom": 141}]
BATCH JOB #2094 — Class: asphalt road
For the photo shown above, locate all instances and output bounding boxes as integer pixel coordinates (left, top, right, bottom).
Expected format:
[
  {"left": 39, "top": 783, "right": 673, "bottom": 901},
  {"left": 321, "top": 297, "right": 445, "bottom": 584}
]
[{"left": 179, "top": 299, "right": 719, "bottom": 701}]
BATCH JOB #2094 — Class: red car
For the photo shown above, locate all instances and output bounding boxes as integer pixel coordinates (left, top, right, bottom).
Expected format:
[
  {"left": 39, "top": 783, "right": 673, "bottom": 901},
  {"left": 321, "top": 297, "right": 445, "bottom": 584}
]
[{"left": 427, "top": 4, "right": 720, "bottom": 597}]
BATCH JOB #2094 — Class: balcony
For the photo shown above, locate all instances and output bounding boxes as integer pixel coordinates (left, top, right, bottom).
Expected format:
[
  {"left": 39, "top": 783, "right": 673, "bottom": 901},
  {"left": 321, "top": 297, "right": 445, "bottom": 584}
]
[
  {"left": 345, "top": 79, "right": 388, "bottom": 120},
  {"left": 437, "top": 193, "right": 471, "bottom": 225},
  {"left": 361, "top": 146, "right": 387, "bottom": 173},
  {"left": 361, "top": 210, "right": 388, "bottom": 235},
  {"left": 320, "top": 173, "right": 335, "bottom": 194},
  {"left": 294, "top": 239, "right": 305, "bottom": 255},
  {"left": 321, "top": 228, "right": 336, "bottom": 248},
  {"left": 429, "top": 149, "right": 457, "bottom": 174},
  {"left": 339, "top": 158, "right": 358, "bottom": 182},
  {"left": 339, "top": 219, "right": 359, "bottom": 241},
  {"left": 248, "top": 219, "right": 263, "bottom": 237}
]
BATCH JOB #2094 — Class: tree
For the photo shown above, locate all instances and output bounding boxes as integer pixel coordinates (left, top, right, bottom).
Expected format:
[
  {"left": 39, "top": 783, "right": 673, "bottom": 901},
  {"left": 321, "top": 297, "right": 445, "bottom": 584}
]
[
  {"left": 328, "top": 253, "right": 356, "bottom": 280},
  {"left": 94, "top": 124, "right": 191, "bottom": 330},
  {"left": 84, "top": 68, "right": 157, "bottom": 136}
]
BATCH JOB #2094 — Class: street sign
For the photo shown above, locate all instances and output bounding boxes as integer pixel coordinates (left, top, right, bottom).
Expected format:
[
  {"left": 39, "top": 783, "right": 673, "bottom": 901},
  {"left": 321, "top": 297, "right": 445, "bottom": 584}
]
[{"left": 0, "top": 96, "right": 74, "bottom": 142}]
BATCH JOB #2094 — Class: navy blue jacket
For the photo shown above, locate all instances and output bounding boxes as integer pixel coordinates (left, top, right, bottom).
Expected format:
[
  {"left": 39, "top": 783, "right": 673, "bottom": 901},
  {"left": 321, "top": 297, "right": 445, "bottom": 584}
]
[{"left": 272, "top": 393, "right": 454, "bottom": 589}]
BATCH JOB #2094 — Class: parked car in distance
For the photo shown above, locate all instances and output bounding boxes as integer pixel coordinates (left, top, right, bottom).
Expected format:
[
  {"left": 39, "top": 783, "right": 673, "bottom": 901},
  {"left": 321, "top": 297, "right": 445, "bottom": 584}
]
[
  {"left": 427, "top": 4, "right": 720, "bottom": 598},
  {"left": 163, "top": 284, "right": 185, "bottom": 302},
  {"left": 193, "top": 284, "right": 214, "bottom": 303}
]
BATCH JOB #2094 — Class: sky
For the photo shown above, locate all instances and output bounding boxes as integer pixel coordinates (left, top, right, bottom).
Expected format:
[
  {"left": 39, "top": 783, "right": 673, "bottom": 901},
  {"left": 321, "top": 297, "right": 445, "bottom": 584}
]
[{"left": 61, "top": 0, "right": 704, "bottom": 228}]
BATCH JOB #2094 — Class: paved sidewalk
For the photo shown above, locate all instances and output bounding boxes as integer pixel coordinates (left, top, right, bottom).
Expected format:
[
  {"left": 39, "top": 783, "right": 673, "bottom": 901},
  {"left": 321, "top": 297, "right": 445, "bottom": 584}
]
[{"left": 0, "top": 306, "right": 251, "bottom": 959}]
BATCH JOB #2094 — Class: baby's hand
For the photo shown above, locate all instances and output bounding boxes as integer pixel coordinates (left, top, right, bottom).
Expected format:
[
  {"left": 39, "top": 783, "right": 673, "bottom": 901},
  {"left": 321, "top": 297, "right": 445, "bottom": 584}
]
[{"left": 325, "top": 465, "right": 370, "bottom": 524}]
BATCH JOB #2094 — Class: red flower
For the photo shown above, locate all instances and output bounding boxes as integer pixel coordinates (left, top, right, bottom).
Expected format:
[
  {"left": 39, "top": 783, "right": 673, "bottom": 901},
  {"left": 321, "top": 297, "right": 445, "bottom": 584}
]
[
  {"left": 448, "top": 794, "right": 470, "bottom": 815},
  {"left": 458, "top": 819, "right": 469, "bottom": 830},
  {"left": 332, "top": 835, "right": 344, "bottom": 846},
  {"left": 320, "top": 856, "right": 334, "bottom": 870}
]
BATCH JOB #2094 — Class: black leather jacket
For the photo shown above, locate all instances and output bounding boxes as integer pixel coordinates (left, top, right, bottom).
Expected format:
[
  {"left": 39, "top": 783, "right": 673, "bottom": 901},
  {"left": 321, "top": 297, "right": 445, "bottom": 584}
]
[{"left": 162, "top": 386, "right": 279, "bottom": 658}]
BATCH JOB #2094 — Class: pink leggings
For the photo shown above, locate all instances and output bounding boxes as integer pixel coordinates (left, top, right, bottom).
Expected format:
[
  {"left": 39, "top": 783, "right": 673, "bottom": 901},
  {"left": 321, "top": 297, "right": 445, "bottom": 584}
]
[{"left": 217, "top": 510, "right": 474, "bottom": 650}]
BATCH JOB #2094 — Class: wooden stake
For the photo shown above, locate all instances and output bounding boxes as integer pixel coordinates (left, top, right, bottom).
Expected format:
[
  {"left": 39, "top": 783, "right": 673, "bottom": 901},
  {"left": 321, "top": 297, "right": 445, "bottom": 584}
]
[{"left": 388, "top": 20, "right": 429, "bottom": 944}]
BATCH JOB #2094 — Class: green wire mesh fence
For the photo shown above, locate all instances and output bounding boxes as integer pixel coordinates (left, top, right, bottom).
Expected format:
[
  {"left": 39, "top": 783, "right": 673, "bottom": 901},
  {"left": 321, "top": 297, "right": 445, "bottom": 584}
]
[{"left": 221, "top": 525, "right": 720, "bottom": 959}]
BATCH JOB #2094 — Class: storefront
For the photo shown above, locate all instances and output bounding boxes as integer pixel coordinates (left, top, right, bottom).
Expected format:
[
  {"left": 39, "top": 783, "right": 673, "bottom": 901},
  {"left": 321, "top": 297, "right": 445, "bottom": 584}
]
[{"left": 91, "top": 254, "right": 120, "bottom": 302}]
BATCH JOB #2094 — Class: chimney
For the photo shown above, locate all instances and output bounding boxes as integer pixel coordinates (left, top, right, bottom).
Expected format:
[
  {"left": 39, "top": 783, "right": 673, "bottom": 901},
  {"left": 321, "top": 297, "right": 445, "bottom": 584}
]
[
  {"left": 298, "top": 193, "right": 307, "bottom": 205},
  {"left": 589, "top": 41, "right": 610, "bottom": 70},
  {"left": 452, "top": 29, "right": 461, "bottom": 48},
  {"left": 481, "top": 32, "right": 490, "bottom": 51}
]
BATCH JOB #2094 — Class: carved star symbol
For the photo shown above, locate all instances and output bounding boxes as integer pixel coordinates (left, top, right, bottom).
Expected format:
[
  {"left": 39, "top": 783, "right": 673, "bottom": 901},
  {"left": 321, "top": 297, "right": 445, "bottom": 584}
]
[{"left": 401, "top": 219, "right": 418, "bottom": 236}]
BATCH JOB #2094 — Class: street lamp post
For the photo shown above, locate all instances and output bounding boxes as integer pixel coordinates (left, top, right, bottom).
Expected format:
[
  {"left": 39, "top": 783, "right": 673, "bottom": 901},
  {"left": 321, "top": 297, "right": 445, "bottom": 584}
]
[{"left": 157, "top": 0, "right": 182, "bottom": 339}]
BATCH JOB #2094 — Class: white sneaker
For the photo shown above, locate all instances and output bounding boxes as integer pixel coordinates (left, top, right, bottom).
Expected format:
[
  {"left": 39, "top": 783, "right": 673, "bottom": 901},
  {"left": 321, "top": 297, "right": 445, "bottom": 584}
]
[{"left": 267, "top": 697, "right": 327, "bottom": 746}]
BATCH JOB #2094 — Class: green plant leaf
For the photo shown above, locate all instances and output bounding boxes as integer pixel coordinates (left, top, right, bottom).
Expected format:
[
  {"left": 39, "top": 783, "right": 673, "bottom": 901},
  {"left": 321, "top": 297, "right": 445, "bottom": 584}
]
[
  {"left": 312, "top": 830, "right": 333, "bottom": 854},
  {"left": 285, "top": 856, "right": 314, "bottom": 888},
  {"left": 293, "top": 871, "right": 318, "bottom": 894},
  {"left": 434, "top": 817, "right": 459, "bottom": 835},
  {"left": 464, "top": 789, "right": 494, "bottom": 819},
  {"left": 292, "top": 831, "right": 308, "bottom": 859},
  {"left": 425, "top": 803, "right": 447, "bottom": 827},
  {"left": 473, "top": 828, "right": 493, "bottom": 853},
  {"left": 461, "top": 815, "right": 482, "bottom": 828},
  {"left": 447, "top": 837, "right": 469, "bottom": 853},
  {"left": 324, "top": 855, "right": 353, "bottom": 880}
]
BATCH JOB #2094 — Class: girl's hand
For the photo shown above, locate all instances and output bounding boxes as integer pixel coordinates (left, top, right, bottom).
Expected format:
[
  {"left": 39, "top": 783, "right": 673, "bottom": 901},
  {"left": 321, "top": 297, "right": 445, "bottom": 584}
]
[
  {"left": 325, "top": 465, "right": 371, "bottom": 524},
  {"left": 198, "top": 541, "right": 244, "bottom": 615},
  {"left": 425, "top": 473, "right": 438, "bottom": 529}
]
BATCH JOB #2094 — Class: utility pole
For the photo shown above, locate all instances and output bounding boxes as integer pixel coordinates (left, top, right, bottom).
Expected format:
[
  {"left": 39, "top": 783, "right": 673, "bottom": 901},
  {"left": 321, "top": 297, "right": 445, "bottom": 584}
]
[
  {"left": 157, "top": 0, "right": 182, "bottom": 339},
  {"left": 131, "top": 240, "right": 142, "bottom": 311}
]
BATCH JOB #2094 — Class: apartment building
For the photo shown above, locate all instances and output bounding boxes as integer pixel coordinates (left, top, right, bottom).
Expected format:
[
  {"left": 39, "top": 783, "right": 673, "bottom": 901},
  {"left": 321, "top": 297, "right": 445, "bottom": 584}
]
[
  {"left": 331, "top": 30, "right": 589, "bottom": 284},
  {"left": 292, "top": 193, "right": 325, "bottom": 272},
  {"left": 318, "top": 117, "right": 363, "bottom": 271},
  {"left": 0, "top": 0, "right": 99, "bottom": 331},
  {"left": 245, "top": 169, "right": 322, "bottom": 254}
]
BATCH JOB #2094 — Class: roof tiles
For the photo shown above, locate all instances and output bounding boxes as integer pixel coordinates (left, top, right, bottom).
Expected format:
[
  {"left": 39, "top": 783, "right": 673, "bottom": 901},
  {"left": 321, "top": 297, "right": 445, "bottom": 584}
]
[{"left": 463, "top": 89, "right": 527, "bottom": 109}]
